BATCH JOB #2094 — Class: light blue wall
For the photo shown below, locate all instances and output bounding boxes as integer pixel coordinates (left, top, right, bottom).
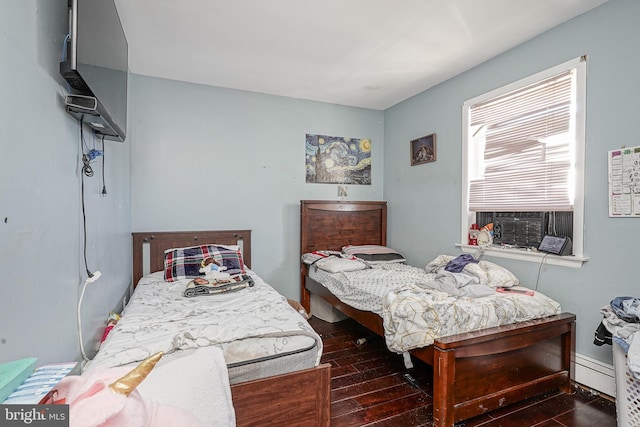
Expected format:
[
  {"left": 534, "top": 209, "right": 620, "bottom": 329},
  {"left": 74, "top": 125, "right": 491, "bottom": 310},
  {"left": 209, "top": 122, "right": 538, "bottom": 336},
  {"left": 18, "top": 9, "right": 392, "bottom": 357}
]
[
  {"left": 0, "top": 0, "right": 132, "bottom": 365},
  {"left": 3, "top": 0, "right": 634, "bottom": 370},
  {"left": 129, "top": 75, "right": 384, "bottom": 298},
  {"left": 384, "top": 0, "right": 640, "bottom": 362}
]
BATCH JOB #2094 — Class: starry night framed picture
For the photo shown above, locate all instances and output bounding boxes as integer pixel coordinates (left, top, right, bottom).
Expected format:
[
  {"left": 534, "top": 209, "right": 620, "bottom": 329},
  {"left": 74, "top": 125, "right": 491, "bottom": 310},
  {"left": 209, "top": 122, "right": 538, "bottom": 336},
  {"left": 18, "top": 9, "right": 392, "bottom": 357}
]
[{"left": 305, "top": 134, "right": 371, "bottom": 184}]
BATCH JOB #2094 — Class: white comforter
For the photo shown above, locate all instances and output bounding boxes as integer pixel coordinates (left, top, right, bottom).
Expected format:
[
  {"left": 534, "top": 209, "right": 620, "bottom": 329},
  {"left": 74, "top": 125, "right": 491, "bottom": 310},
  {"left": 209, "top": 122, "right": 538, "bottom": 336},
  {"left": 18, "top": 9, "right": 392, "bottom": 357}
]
[
  {"left": 382, "top": 255, "right": 561, "bottom": 352},
  {"left": 87, "top": 270, "right": 322, "bottom": 370},
  {"left": 382, "top": 283, "right": 561, "bottom": 353}
]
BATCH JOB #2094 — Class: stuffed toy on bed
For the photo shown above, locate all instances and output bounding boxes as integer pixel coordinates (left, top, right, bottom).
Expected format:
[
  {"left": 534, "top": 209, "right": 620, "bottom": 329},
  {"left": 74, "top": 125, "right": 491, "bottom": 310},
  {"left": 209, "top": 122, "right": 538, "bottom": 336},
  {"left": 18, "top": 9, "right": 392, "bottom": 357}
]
[
  {"left": 54, "top": 352, "right": 204, "bottom": 427},
  {"left": 199, "top": 258, "right": 231, "bottom": 280}
]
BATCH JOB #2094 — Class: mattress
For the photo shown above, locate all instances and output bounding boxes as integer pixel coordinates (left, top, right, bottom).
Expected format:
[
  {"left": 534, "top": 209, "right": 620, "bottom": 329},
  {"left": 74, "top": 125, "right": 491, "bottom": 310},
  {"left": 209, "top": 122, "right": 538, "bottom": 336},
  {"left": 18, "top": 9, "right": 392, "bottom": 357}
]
[
  {"left": 86, "top": 269, "right": 322, "bottom": 383},
  {"left": 227, "top": 342, "right": 318, "bottom": 384},
  {"left": 308, "top": 262, "right": 433, "bottom": 315}
]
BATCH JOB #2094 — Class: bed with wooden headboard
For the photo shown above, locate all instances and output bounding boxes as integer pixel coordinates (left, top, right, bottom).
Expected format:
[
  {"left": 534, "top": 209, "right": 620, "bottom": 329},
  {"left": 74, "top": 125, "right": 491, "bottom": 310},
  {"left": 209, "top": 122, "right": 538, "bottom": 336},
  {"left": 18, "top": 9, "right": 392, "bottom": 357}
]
[
  {"left": 300, "top": 200, "right": 575, "bottom": 427},
  {"left": 132, "top": 229, "right": 330, "bottom": 427}
]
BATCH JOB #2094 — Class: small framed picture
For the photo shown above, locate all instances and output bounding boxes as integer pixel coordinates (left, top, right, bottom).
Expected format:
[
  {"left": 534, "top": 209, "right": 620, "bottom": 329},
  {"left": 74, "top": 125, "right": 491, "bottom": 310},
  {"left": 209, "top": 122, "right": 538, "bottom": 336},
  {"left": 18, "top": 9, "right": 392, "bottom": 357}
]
[{"left": 410, "top": 134, "right": 436, "bottom": 166}]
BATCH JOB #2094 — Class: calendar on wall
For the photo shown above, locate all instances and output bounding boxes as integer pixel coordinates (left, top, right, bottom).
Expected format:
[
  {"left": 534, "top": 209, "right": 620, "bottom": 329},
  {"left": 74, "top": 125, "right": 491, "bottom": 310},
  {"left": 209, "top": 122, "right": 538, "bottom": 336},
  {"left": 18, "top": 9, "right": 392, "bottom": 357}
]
[{"left": 608, "top": 145, "right": 640, "bottom": 217}]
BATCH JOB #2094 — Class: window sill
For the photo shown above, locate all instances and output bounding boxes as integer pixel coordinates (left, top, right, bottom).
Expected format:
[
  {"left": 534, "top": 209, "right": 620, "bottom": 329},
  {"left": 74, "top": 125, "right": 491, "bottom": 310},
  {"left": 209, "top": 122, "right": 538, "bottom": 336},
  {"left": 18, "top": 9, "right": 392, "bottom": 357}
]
[{"left": 455, "top": 244, "right": 588, "bottom": 268}]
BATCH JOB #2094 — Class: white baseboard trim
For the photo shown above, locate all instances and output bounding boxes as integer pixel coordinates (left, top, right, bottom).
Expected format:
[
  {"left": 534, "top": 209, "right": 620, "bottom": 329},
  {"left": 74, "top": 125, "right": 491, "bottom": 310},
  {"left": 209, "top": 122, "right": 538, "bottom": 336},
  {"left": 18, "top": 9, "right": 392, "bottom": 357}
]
[{"left": 574, "top": 351, "right": 615, "bottom": 398}]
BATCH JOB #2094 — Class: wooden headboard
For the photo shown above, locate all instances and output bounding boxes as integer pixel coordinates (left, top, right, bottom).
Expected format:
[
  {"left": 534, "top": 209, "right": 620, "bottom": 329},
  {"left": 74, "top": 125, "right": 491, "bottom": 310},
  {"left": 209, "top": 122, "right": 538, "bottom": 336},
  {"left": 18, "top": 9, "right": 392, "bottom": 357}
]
[
  {"left": 132, "top": 230, "right": 252, "bottom": 287},
  {"left": 299, "top": 200, "right": 387, "bottom": 309},
  {"left": 300, "top": 200, "right": 387, "bottom": 253}
]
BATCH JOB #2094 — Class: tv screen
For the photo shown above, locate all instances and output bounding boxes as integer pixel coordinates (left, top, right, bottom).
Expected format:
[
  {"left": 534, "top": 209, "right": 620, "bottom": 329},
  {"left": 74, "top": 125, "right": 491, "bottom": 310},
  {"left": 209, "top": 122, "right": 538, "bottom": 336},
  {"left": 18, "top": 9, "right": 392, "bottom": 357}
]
[{"left": 61, "top": 0, "right": 128, "bottom": 141}]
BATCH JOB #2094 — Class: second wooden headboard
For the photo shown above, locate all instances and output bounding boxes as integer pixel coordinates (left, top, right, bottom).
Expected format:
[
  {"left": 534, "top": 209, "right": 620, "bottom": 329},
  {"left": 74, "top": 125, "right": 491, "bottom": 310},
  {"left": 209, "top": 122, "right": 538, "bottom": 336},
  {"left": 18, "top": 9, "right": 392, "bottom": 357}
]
[
  {"left": 299, "top": 200, "right": 387, "bottom": 309},
  {"left": 300, "top": 200, "right": 387, "bottom": 253}
]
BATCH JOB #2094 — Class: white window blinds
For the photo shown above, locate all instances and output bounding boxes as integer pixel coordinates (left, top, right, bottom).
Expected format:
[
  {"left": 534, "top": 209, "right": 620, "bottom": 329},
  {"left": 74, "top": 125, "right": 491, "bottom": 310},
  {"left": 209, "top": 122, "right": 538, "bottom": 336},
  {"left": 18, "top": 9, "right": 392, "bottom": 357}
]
[{"left": 468, "top": 69, "right": 575, "bottom": 212}]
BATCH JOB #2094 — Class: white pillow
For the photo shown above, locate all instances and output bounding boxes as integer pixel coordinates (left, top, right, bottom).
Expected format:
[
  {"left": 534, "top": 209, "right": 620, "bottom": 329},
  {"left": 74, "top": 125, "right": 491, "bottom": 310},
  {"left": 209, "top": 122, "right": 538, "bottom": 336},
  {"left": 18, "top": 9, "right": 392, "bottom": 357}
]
[
  {"left": 478, "top": 260, "right": 519, "bottom": 288},
  {"left": 316, "top": 257, "right": 367, "bottom": 273},
  {"left": 137, "top": 347, "right": 235, "bottom": 426}
]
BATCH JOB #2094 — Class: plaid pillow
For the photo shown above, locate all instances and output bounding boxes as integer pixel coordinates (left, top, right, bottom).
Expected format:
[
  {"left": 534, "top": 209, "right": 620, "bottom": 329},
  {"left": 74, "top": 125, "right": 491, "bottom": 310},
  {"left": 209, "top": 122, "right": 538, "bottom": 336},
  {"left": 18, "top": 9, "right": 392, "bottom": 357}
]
[{"left": 164, "top": 244, "right": 245, "bottom": 282}]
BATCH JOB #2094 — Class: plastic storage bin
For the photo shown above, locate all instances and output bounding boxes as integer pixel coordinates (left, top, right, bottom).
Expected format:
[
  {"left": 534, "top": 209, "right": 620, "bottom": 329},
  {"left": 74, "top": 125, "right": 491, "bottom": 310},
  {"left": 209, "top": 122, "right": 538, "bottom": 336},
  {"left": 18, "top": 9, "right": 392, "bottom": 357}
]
[
  {"left": 310, "top": 293, "right": 347, "bottom": 323},
  {"left": 613, "top": 340, "right": 640, "bottom": 426}
]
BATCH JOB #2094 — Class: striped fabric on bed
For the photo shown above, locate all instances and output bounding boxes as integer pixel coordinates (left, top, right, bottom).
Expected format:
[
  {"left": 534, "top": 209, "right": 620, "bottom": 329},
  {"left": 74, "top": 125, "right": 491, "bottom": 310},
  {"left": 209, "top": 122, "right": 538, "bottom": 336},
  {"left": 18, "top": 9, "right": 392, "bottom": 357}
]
[{"left": 164, "top": 244, "right": 245, "bottom": 282}]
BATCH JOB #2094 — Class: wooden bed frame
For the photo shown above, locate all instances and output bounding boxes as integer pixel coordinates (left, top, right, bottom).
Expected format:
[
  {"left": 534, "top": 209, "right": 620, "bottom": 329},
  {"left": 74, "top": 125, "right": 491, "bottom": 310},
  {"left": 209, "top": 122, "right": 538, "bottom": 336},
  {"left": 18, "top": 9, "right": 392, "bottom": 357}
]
[
  {"left": 299, "top": 200, "right": 576, "bottom": 427},
  {"left": 132, "top": 230, "right": 331, "bottom": 427}
]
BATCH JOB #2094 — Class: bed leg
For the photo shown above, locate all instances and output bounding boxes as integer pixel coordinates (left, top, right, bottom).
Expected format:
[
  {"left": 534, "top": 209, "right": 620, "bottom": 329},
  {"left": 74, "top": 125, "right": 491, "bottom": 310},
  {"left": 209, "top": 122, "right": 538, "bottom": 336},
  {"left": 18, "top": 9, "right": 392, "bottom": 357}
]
[
  {"left": 561, "top": 318, "right": 576, "bottom": 394},
  {"left": 432, "top": 348, "right": 455, "bottom": 427},
  {"left": 301, "top": 285, "right": 311, "bottom": 314},
  {"left": 301, "top": 271, "right": 311, "bottom": 313}
]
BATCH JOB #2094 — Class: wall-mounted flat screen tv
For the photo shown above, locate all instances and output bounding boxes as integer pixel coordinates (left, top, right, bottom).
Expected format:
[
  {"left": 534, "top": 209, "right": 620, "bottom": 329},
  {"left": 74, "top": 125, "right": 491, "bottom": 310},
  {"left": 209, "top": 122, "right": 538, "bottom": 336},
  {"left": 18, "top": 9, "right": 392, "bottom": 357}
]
[{"left": 60, "top": 0, "right": 128, "bottom": 142}]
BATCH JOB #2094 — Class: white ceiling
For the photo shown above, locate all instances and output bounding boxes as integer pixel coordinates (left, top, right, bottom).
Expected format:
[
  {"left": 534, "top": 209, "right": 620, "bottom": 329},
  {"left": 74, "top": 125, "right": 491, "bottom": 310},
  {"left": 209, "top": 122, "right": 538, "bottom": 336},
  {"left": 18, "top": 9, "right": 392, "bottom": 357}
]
[{"left": 114, "top": 0, "right": 608, "bottom": 110}]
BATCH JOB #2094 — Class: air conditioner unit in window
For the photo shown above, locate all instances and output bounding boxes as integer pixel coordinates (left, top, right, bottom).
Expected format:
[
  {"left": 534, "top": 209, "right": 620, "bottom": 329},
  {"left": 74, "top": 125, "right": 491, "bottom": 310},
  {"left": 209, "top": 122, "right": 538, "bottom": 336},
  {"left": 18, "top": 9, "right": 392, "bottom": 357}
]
[{"left": 492, "top": 212, "right": 547, "bottom": 248}]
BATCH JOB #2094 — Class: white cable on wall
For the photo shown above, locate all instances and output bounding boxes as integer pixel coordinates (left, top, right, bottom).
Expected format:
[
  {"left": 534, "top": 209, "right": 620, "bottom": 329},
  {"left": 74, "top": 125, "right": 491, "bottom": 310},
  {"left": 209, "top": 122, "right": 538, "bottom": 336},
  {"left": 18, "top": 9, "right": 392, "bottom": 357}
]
[{"left": 77, "top": 271, "right": 101, "bottom": 369}]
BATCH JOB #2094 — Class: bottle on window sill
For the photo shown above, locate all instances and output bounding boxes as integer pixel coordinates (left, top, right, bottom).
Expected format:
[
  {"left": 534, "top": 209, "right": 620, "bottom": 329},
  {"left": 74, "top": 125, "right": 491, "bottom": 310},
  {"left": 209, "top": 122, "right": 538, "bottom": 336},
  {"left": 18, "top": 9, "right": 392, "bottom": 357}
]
[{"left": 468, "top": 223, "right": 480, "bottom": 246}]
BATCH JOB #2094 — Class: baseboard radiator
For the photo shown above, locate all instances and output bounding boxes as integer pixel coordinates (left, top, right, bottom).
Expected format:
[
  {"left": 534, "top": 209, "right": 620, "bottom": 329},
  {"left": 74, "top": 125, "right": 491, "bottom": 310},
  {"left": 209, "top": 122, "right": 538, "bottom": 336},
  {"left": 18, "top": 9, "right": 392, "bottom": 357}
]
[{"left": 575, "top": 352, "right": 615, "bottom": 398}]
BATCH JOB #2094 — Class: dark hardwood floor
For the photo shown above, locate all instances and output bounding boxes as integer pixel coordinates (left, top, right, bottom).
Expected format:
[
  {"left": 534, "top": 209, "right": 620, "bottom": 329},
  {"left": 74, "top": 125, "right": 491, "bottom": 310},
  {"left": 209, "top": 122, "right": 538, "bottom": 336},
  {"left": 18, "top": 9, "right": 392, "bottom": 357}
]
[{"left": 308, "top": 316, "right": 617, "bottom": 427}]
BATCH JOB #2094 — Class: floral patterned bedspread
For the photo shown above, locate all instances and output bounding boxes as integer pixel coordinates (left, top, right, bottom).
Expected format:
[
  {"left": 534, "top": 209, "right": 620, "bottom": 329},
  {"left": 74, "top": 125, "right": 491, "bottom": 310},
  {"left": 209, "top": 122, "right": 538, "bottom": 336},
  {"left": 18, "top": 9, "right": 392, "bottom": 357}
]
[{"left": 382, "top": 282, "right": 561, "bottom": 353}]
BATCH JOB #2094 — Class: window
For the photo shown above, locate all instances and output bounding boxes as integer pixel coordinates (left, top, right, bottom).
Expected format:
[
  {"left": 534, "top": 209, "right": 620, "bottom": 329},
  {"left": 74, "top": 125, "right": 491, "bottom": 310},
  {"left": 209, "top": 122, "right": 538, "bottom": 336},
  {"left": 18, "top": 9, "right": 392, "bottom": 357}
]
[{"left": 461, "top": 57, "right": 587, "bottom": 267}]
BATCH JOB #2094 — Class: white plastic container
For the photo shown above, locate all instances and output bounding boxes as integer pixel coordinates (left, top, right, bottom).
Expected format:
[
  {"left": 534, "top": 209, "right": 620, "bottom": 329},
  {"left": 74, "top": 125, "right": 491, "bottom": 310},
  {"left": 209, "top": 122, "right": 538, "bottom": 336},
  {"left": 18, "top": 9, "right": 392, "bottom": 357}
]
[
  {"left": 613, "top": 340, "right": 640, "bottom": 426},
  {"left": 310, "top": 293, "right": 347, "bottom": 323}
]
